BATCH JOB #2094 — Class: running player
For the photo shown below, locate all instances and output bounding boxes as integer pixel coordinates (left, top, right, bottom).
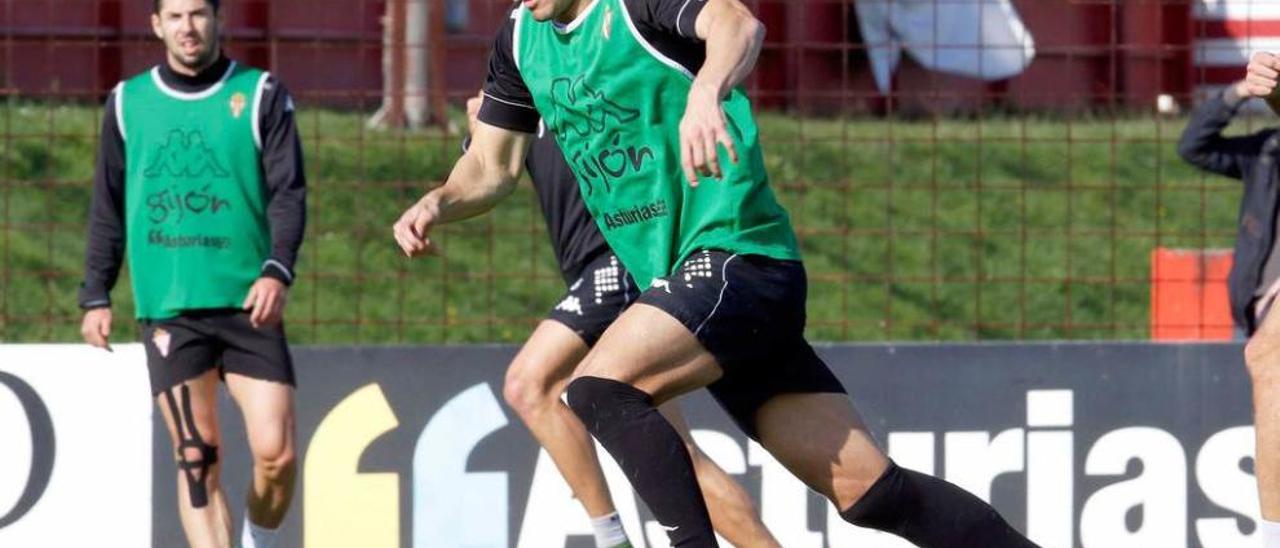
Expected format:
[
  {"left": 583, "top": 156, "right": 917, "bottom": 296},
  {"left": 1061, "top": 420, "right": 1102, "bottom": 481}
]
[
  {"left": 462, "top": 92, "right": 779, "bottom": 547},
  {"left": 394, "top": 0, "right": 1037, "bottom": 546},
  {"left": 79, "top": 1, "right": 305, "bottom": 547}
]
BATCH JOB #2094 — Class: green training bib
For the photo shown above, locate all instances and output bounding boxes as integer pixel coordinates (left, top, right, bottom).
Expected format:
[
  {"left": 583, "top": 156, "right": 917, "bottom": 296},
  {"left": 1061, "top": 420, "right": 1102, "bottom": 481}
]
[
  {"left": 118, "top": 62, "right": 270, "bottom": 319},
  {"left": 514, "top": 0, "right": 800, "bottom": 288}
]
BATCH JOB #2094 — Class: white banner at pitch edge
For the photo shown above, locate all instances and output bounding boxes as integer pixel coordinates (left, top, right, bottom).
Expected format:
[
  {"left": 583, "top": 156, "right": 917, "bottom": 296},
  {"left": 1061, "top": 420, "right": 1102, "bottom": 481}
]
[
  {"left": 1191, "top": 0, "right": 1280, "bottom": 107},
  {"left": 1197, "top": 0, "right": 1280, "bottom": 21},
  {"left": 0, "top": 344, "right": 151, "bottom": 546},
  {"left": 856, "top": 0, "right": 1036, "bottom": 93}
]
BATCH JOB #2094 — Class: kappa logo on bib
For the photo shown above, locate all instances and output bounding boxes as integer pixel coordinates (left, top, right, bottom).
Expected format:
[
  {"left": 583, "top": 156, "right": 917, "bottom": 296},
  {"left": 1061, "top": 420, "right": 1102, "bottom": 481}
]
[
  {"left": 143, "top": 129, "right": 231, "bottom": 179},
  {"left": 547, "top": 76, "right": 656, "bottom": 195},
  {"left": 152, "top": 327, "right": 172, "bottom": 358}
]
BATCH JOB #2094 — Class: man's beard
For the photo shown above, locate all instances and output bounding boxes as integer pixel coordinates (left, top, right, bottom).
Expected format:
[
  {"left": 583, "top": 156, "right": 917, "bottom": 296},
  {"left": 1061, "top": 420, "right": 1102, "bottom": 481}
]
[{"left": 174, "top": 42, "right": 219, "bottom": 72}]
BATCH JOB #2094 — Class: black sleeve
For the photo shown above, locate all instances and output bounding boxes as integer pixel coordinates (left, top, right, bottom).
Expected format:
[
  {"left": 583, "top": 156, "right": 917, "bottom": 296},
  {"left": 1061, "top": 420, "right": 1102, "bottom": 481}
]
[
  {"left": 1177, "top": 89, "right": 1270, "bottom": 180},
  {"left": 478, "top": 14, "right": 540, "bottom": 134},
  {"left": 78, "top": 90, "right": 127, "bottom": 310},
  {"left": 257, "top": 76, "right": 307, "bottom": 285},
  {"left": 625, "top": 0, "right": 708, "bottom": 39}
]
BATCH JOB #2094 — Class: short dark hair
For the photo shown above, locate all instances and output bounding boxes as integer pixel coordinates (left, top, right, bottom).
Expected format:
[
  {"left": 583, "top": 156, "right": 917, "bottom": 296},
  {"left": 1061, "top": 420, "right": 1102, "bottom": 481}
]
[{"left": 153, "top": 0, "right": 221, "bottom": 14}]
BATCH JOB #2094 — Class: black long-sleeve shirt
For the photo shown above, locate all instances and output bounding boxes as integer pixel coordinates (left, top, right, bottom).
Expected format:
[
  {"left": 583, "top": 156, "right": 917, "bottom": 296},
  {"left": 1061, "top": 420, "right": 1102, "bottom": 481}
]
[{"left": 78, "top": 55, "right": 307, "bottom": 310}]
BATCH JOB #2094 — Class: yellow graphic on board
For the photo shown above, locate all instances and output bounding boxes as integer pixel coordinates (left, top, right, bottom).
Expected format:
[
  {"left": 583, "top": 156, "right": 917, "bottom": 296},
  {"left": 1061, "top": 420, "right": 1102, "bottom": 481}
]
[{"left": 304, "top": 383, "right": 400, "bottom": 548}]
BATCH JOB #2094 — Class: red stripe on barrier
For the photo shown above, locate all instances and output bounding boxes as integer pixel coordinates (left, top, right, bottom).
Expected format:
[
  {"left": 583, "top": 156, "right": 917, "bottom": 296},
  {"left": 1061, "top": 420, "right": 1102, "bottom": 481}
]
[{"left": 1197, "top": 19, "right": 1280, "bottom": 39}]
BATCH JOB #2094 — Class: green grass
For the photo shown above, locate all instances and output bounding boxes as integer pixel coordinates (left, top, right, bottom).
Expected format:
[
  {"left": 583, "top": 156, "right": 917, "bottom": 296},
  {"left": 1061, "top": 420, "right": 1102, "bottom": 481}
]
[{"left": 0, "top": 99, "right": 1250, "bottom": 343}]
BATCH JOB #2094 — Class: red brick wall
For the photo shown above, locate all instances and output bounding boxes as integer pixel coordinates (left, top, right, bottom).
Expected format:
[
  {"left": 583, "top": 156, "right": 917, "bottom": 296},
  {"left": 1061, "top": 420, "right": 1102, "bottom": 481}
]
[{"left": 0, "top": 0, "right": 1198, "bottom": 111}]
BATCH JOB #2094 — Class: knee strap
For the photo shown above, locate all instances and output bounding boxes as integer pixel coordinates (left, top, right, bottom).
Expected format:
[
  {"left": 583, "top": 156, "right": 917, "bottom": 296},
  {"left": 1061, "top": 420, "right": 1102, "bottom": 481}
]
[
  {"left": 565, "top": 376, "right": 654, "bottom": 441},
  {"left": 162, "top": 384, "right": 218, "bottom": 509}
]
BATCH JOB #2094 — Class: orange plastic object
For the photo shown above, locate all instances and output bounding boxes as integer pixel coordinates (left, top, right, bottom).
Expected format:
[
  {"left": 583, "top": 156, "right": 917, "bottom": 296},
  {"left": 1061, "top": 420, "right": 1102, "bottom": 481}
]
[{"left": 1150, "top": 248, "right": 1235, "bottom": 341}]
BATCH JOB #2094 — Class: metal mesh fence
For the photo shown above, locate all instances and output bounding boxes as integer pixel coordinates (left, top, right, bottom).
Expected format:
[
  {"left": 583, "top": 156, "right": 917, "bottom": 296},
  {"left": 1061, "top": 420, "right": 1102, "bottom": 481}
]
[{"left": 0, "top": 0, "right": 1260, "bottom": 343}]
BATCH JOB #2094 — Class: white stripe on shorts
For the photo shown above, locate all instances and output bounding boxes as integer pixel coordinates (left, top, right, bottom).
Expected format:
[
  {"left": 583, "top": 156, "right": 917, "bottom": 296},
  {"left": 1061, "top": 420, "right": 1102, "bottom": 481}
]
[{"left": 694, "top": 254, "right": 738, "bottom": 336}]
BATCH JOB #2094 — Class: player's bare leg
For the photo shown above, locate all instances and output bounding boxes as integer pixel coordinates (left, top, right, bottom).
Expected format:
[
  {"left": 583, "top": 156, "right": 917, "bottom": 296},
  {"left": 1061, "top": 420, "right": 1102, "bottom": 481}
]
[
  {"left": 1244, "top": 308, "right": 1280, "bottom": 545},
  {"left": 156, "top": 368, "right": 233, "bottom": 548},
  {"left": 226, "top": 374, "right": 296, "bottom": 547},
  {"left": 572, "top": 304, "right": 724, "bottom": 401},
  {"left": 504, "top": 320, "right": 618, "bottom": 519},
  {"left": 751, "top": 393, "right": 887, "bottom": 511},
  {"left": 568, "top": 303, "right": 732, "bottom": 546},
  {"left": 659, "top": 403, "right": 780, "bottom": 548},
  {"left": 568, "top": 303, "right": 1036, "bottom": 547},
  {"left": 756, "top": 394, "right": 1030, "bottom": 545},
  {"left": 510, "top": 318, "right": 780, "bottom": 545}
]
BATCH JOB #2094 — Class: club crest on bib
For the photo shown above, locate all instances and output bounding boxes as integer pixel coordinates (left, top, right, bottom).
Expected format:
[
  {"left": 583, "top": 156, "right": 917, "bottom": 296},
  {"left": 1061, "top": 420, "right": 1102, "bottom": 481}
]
[
  {"left": 152, "top": 327, "right": 172, "bottom": 358},
  {"left": 229, "top": 92, "right": 247, "bottom": 119}
]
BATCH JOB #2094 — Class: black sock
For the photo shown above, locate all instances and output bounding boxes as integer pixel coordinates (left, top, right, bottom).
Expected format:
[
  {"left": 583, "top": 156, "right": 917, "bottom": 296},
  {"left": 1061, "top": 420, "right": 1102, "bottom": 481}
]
[
  {"left": 841, "top": 462, "right": 1040, "bottom": 548},
  {"left": 565, "top": 376, "right": 717, "bottom": 547}
]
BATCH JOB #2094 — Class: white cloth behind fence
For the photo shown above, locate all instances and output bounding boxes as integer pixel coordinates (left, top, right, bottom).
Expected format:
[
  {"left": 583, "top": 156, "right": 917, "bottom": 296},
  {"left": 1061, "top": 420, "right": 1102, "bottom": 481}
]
[{"left": 855, "top": 0, "right": 1036, "bottom": 93}]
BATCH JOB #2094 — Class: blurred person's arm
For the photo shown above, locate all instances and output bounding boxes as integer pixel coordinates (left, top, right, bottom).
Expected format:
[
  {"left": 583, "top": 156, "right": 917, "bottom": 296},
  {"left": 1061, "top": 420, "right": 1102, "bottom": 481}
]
[
  {"left": 1177, "top": 81, "right": 1269, "bottom": 179},
  {"left": 393, "top": 17, "right": 536, "bottom": 258},
  {"left": 425, "top": 120, "right": 530, "bottom": 225},
  {"left": 79, "top": 89, "right": 127, "bottom": 349},
  {"left": 392, "top": 120, "right": 532, "bottom": 257}
]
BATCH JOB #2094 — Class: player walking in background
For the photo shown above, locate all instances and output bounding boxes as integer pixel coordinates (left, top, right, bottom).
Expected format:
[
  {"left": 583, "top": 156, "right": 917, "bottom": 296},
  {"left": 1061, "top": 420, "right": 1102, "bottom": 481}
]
[
  {"left": 394, "top": 0, "right": 1037, "bottom": 546},
  {"left": 78, "top": 1, "right": 305, "bottom": 546},
  {"left": 1212, "top": 51, "right": 1280, "bottom": 548},
  {"left": 461, "top": 92, "right": 780, "bottom": 547}
]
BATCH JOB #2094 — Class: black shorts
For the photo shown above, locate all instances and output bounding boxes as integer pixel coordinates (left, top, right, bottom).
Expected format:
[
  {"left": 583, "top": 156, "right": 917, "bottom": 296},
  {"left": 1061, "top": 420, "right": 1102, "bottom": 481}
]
[
  {"left": 141, "top": 309, "right": 295, "bottom": 396},
  {"left": 547, "top": 253, "right": 641, "bottom": 346},
  {"left": 636, "top": 250, "right": 847, "bottom": 439}
]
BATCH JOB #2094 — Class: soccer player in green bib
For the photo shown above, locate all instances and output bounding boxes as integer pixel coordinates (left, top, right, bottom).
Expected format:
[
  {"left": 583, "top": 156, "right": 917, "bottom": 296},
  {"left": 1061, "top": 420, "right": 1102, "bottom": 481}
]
[
  {"left": 394, "top": 0, "right": 1037, "bottom": 546},
  {"left": 78, "top": 1, "right": 305, "bottom": 547},
  {"left": 462, "top": 91, "right": 780, "bottom": 547}
]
